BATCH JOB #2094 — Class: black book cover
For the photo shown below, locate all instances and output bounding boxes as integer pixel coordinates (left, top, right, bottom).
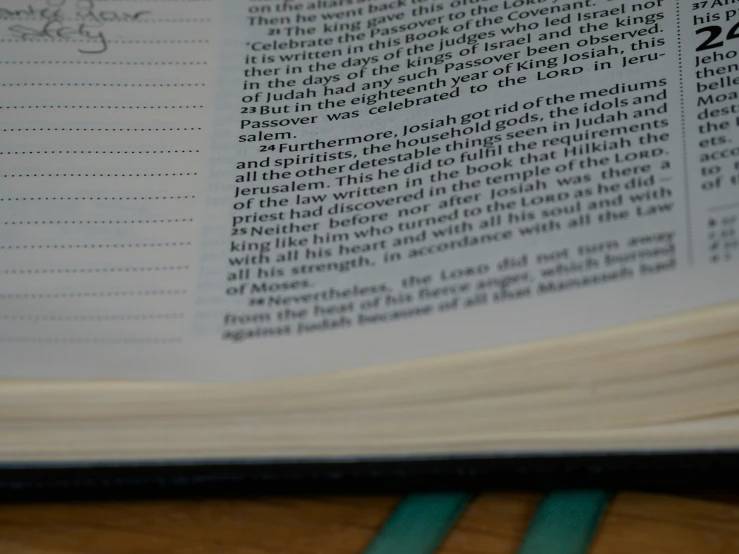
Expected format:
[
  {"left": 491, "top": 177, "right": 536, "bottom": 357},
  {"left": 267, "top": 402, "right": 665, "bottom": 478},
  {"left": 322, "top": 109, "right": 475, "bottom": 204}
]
[{"left": 2, "top": 451, "right": 739, "bottom": 501}]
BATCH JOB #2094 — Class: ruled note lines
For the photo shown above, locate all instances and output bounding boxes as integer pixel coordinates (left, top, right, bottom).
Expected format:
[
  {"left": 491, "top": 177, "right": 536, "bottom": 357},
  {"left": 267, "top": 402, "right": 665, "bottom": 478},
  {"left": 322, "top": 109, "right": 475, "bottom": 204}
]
[
  {"left": 2, "top": 172, "right": 197, "bottom": 177},
  {"left": 0, "top": 337, "right": 183, "bottom": 344},
  {"left": 0, "top": 195, "right": 197, "bottom": 199},
  {"left": 1, "top": 266, "right": 189, "bottom": 274},
  {"left": 2, "top": 127, "right": 202, "bottom": 131},
  {"left": 1, "top": 106, "right": 204, "bottom": 110},
  {"left": 0, "top": 17, "right": 212, "bottom": 22},
  {"left": 1, "top": 2, "right": 213, "bottom": 349},
  {"left": 3, "top": 219, "right": 194, "bottom": 224},
  {"left": 1, "top": 83, "right": 205, "bottom": 87},
  {"left": 0, "top": 242, "right": 192, "bottom": 249},
  {"left": 0, "top": 290, "right": 188, "bottom": 299},
  {"left": 0, "top": 39, "right": 209, "bottom": 43},
  {"left": 1, "top": 61, "right": 207, "bottom": 65},
  {"left": 1, "top": 313, "right": 186, "bottom": 321}
]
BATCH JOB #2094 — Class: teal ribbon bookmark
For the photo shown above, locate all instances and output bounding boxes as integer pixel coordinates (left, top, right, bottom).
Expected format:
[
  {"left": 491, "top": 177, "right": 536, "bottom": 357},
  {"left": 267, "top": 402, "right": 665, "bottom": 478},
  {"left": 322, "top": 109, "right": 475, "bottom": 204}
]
[
  {"left": 516, "top": 490, "right": 611, "bottom": 554},
  {"left": 361, "top": 490, "right": 609, "bottom": 554},
  {"left": 361, "top": 493, "right": 472, "bottom": 554}
]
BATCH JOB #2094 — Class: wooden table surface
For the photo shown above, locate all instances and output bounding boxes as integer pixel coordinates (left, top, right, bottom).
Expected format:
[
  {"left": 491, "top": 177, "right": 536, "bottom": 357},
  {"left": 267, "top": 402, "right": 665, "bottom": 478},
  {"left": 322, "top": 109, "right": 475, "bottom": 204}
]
[{"left": 2, "top": 492, "right": 739, "bottom": 553}]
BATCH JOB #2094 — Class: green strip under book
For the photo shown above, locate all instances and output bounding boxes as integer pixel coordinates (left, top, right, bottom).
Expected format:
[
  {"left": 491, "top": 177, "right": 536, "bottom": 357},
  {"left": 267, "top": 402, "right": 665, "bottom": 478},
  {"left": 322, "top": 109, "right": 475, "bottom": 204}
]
[
  {"left": 517, "top": 491, "right": 611, "bottom": 554},
  {"left": 362, "top": 490, "right": 610, "bottom": 554},
  {"left": 361, "top": 493, "right": 472, "bottom": 554}
]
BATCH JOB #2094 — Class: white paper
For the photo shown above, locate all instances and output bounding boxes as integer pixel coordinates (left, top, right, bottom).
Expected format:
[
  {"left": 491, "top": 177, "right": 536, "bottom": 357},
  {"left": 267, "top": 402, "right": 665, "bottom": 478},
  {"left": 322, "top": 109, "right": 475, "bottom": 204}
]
[{"left": 0, "top": 0, "right": 737, "bottom": 380}]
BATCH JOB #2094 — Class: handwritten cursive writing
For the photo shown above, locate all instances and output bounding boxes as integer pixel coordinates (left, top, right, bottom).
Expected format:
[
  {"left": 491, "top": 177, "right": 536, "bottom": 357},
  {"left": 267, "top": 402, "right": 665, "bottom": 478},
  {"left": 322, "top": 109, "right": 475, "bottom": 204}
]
[
  {"left": 9, "top": 19, "right": 108, "bottom": 53},
  {"left": 5, "top": 0, "right": 152, "bottom": 54},
  {"left": 0, "top": 5, "right": 63, "bottom": 19}
]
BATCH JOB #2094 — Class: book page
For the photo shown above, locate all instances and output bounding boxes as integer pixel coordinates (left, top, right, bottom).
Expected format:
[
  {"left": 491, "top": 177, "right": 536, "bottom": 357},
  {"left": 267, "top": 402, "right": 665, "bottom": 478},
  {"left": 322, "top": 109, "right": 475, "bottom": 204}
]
[{"left": 1, "top": 0, "right": 737, "bottom": 380}]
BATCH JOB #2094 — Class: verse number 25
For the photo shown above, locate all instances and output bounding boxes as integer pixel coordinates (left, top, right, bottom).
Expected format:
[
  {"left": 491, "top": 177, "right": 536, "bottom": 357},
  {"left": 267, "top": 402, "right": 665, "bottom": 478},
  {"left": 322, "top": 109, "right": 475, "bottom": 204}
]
[{"left": 696, "top": 20, "right": 739, "bottom": 51}]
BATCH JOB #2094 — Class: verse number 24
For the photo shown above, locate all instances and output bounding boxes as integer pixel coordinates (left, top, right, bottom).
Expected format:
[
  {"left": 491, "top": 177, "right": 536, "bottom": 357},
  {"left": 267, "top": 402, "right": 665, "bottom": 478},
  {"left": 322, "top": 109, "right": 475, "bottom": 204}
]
[{"left": 696, "top": 20, "right": 739, "bottom": 51}]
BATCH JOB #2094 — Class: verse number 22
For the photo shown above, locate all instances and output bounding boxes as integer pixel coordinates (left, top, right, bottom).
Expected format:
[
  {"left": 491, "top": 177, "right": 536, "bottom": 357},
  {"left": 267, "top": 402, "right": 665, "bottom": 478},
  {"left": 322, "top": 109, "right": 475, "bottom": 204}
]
[{"left": 696, "top": 20, "right": 739, "bottom": 51}]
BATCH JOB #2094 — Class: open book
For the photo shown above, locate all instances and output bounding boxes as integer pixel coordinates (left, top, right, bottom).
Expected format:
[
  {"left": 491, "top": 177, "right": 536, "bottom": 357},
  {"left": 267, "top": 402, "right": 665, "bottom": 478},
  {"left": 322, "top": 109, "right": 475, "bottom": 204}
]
[{"left": 1, "top": 0, "right": 738, "bottom": 488}]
